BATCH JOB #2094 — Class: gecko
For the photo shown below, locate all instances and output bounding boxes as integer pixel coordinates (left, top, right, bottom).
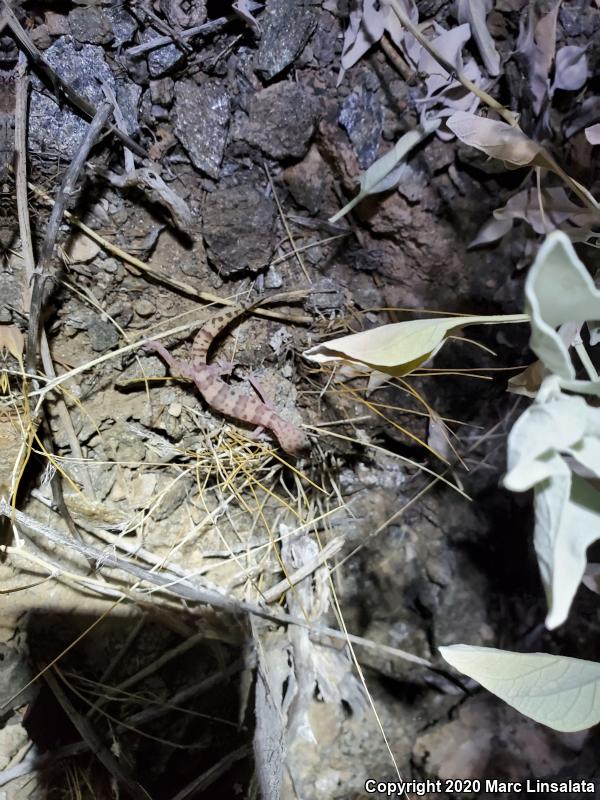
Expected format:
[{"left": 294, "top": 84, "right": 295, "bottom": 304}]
[{"left": 145, "top": 301, "right": 309, "bottom": 456}]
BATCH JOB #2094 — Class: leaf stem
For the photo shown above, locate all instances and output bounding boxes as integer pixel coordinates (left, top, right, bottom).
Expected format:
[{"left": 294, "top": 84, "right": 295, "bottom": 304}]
[
  {"left": 384, "top": 0, "right": 600, "bottom": 212},
  {"left": 384, "top": 0, "right": 519, "bottom": 127}
]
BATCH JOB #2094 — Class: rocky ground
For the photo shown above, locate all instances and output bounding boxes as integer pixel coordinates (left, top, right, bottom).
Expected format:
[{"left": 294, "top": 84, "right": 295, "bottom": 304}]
[{"left": 0, "top": 1, "right": 598, "bottom": 799}]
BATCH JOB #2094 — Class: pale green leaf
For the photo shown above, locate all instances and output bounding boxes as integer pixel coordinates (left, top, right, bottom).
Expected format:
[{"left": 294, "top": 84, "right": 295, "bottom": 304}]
[
  {"left": 329, "top": 120, "right": 440, "bottom": 223},
  {"left": 303, "top": 313, "right": 527, "bottom": 376},
  {"left": 586, "top": 123, "right": 600, "bottom": 145},
  {"left": 504, "top": 378, "right": 600, "bottom": 628},
  {"left": 533, "top": 472, "right": 600, "bottom": 629},
  {"left": 559, "top": 378, "right": 600, "bottom": 397},
  {"left": 439, "top": 645, "right": 600, "bottom": 732},
  {"left": 526, "top": 231, "right": 600, "bottom": 379},
  {"left": 568, "top": 438, "right": 600, "bottom": 476},
  {"left": 503, "top": 393, "right": 588, "bottom": 490}
]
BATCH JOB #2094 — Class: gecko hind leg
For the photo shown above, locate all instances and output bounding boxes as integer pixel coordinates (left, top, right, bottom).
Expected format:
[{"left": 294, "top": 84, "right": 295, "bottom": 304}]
[
  {"left": 143, "top": 341, "right": 192, "bottom": 380},
  {"left": 246, "top": 425, "right": 272, "bottom": 445},
  {"left": 206, "top": 358, "right": 236, "bottom": 378}
]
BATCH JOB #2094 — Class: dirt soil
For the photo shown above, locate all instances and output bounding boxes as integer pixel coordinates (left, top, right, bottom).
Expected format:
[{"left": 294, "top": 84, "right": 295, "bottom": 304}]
[{"left": 0, "top": 1, "right": 599, "bottom": 799}]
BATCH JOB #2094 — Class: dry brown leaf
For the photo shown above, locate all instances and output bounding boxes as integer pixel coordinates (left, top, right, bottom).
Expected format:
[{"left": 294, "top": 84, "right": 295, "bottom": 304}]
[
  {"left": 447, "top": 112, "right": 552, "bottom": 167},
  {"left": 0, "top": 325, "right": 25, "bottom": 365}
]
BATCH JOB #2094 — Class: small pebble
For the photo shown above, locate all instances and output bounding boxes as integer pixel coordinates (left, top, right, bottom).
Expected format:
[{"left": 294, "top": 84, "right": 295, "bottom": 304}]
[
  {"left": 168, "top": 402, "right": 182, "bottom": 418},
  {"left": 133, "top": 299, "right": 156, "bottom": 318}
]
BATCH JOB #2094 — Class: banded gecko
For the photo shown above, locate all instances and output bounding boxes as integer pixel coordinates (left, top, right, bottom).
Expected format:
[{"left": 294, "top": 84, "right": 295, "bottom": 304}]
[{"left": 145, "top": 301, "right": 309, "bottom": 456}]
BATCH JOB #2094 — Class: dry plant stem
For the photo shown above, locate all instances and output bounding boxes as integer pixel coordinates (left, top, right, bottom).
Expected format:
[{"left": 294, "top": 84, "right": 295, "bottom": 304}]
[
  {"left": 15, "top": 58, "right": 33, "bottom": 301},
  {"left": 9, "top": 537, "right": 122, "bottom": 601},
  {"left": 87, "top": 629, "right": 216, "bottom": 720},
  {"left": 15, "top": 63, "right": 95, "bottom": 498},
  {"left": 11, "top": 505, "right": 432, "bottom": 669},
  {"left": 28, "top": 183, "right": 314, "bottom": 324},
  {"left": 384, "top": 0, "right": 518, "bottom": 127},
  {"left": 264, "top": 162, "right": 310, "bottom": 282},
  {"left": 171, "top": 744, "right": 252, "bottom": 800},
  {"left": 127, "top": 15, "right": 231, "bottom": 56},
  {"left": 0, "top": 743, "right": 90, "bottom": 788},
  {"left": 574, "top": 335, "right": 599, "bottom": 381},
  {"left": 124, "top": 658, "right": 245, "bottom": 729},
  {"left": 261, "top": 535, "right": 344, "bottom": 603},
  {"left": 97, "top": 614, "right": 146, "bottom": 687},
  {"left": 44, "top": 668, "right": 152, "bottom": 800},
  {"left": 134, "top": 5, "right": 192, "bottom": 53},
  {"left": 380, "top": 33, "right": 413, "bottom": 81},
  {"left": 0, "top": 2, "right": 147, "bottom": 159},
  {"left": 102, "top": 81, "right": 134, "bottom": 172},
  {"left": 386, "top": 0, "right": 600, "bottom": 210},
  {"left": 537, "top": 151, "right": 600, "bottom": 211},
  {"left": 26, "top": 102, "right": 113, "bottom": 373},
  {"left": 36, "top": 100, "right": 110, "bottom": 271}
]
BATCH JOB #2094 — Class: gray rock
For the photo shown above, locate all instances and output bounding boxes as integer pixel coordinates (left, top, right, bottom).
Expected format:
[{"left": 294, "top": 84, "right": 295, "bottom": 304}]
[
  {"left": 265, "top": 266, "right": 283, "bottom": 289},
  {"left": 107, "top": 5, "right": 138, "bottom": 46},
  {"left": 282, "top": 144, "right": 328, "bottom": 213},
  {"left": 29, "top": 38, "right": 115, "bottom": 158},
  {"left": 159, "top": 0, "right": 207, "bottom": 29},
  {"left": 116, "top": 79, "right": 142, "bottom": 136},
  {"left": 136, "top": 26, "right": 186, "bottom": 78},
  {"left": 243, "top": 83, "right": 315, "bottom": 160},
  {"left": 311, "top": 9, "right": 340, "bottom": 66},
  {"left": 153, "top": 475, "right": 191, "bottom": 520},
  {"left": 174, "top": 80, "right": 230, "bottom": 178},
  {"left": 150, "top": 77, "right": 174, "bottom": 107},
  {"left": 304, "top": 278, "right": 345, "bottom": 315},
  {"left": 339, "top": 85, "right": 383, "bottom": 169},
  {"left": 68, "top": 8, "right": 114, "bottom": 45},
  {"left": 149, "top": 43, "right": 184, "bottom": 77},
  {"left": 202, "top": 185, "right": 277, "bottom": 275},
  {"left": 87, "top": 319, "right": 120, "bottom": 352},
  {"left": 255, "top": 0, "right": 317, "bottom": 79},
  {"left": 30, "top": 23, "right": 52, "bottom": 50},
  {"left": 559, "top": 1, "right": 600, "bottom": 37}
]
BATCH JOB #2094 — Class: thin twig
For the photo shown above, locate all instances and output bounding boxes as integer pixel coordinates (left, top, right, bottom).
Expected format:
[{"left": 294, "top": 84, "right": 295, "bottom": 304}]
[
  {"left": 44, "top": 667, "right": 152, "bottom": 800},
  {"left": 26, "top": 102, "right": 113, "bottom": 373},
  {"left": 384, "top": 0, "right": 519, "bottom": 127},
  {"left": 14, "top": 56, "right": 33, "bottom": 303},
  {"left": 261, "top": 536, "right": 344, "bottom": 603},
  {"left": 264, "top": 162, "right": 311, "bottom": 283},
  {"left": 169, "top": 744, "right": 252, "bottom": 800},
  {"left": 8, "top": 504, "right": 432, "bottom": 669},
  {"left": 101, "top": 81, "right": 134, "bottom": 173},
  {"left": 126, "top": 16, "right": 230, "bottom": 56},
  {"left": 29, "top": 182, "right": 314, "bottom": 324},
  {"left": 15, "top": 59, "right": 95, "bottom": 498}
]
